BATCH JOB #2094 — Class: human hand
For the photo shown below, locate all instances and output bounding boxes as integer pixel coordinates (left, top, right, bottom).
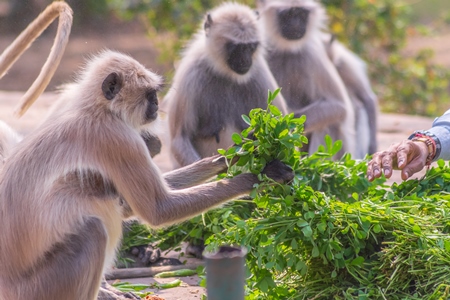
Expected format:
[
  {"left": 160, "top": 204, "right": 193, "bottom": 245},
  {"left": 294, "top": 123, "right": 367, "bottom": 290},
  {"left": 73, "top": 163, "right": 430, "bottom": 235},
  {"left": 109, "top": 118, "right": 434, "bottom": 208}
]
[{"left": 367, "top": 140, "right": 429, "bottom": 181}]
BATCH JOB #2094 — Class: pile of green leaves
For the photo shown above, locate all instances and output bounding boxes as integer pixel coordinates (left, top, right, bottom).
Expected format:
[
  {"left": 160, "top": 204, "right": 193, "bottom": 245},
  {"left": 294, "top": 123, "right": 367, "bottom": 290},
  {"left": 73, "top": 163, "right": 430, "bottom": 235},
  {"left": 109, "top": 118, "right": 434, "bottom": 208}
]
[{"left": 139, "top": 90, "right": 450, "bottom": 299}]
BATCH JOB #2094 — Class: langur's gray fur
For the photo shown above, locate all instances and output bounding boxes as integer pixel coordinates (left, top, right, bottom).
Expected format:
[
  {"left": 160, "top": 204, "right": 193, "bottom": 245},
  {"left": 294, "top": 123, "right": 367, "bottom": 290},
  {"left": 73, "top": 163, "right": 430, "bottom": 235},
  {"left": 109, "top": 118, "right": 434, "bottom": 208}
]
[
  {"left": 0, "top": 50, "right": 293, "bottom": 299},
  {"left": 323, "top": 33, "right": 378, "bottom": 156},
  {"left": 0, "top": 121, "right": 21, "bottom": 168},
  {"left": 163, "top": 2, "right": 288, "bottom": 168},
  {"left": 257, "top": 0, "right": 357, "bottom": 158}
]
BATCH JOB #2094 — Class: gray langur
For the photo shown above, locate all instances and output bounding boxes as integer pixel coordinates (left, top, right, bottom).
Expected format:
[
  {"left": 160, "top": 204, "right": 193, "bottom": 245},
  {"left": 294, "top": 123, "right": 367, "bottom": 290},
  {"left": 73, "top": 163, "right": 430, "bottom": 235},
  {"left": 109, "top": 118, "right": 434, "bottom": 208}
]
[
  {"left": 163, "top": 2, "right": 289, "bottom": 168},
  {"left": 257, "top": 0, "right": 357, "bottom": 158},
  {"left": 323, "top": 33, "right": 379, "bottom": 156},
  {"left": 0, "top": 50, "right": 294, "bottom": 300}
]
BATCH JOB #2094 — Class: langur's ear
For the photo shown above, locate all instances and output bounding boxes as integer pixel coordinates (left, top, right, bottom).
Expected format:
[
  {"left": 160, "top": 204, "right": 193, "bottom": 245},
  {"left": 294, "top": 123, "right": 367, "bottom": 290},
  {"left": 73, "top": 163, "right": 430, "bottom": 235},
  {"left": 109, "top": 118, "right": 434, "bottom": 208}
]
[
  {"left": 102, "top": 72, "right": 122, "bottom": 100},
  {"left": 204, "top": 13, "right": 213, "bottom": 34}
]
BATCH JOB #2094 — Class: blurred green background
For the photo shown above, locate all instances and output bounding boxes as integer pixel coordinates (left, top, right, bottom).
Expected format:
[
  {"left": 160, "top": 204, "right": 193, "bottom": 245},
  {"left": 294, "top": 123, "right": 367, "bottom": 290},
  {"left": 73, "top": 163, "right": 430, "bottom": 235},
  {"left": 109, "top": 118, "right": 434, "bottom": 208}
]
[{"left": 0, "top": 0, "right": 450, "bottom": 116}]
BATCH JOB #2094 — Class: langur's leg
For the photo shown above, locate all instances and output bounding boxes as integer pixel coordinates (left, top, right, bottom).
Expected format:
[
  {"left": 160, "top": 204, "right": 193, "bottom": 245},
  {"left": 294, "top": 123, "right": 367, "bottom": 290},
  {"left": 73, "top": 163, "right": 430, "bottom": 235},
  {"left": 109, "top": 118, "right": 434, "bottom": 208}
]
[{"left": 17, "top": 217, "right": 107, "bottom": 300}]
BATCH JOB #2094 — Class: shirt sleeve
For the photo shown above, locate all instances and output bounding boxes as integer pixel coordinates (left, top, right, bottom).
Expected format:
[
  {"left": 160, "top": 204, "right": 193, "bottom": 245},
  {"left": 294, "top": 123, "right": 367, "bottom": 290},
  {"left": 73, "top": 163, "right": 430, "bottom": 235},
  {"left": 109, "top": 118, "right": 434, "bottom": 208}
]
[{"left": 427, "top": 109, "right": 450, "bottom": 160}]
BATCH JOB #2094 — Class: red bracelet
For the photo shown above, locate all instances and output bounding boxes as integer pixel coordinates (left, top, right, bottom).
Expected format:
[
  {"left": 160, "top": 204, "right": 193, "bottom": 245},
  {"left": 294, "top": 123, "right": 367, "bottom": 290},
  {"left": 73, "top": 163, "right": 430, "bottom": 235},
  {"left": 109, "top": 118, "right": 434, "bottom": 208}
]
[{"left": 410, "top": 133, "right": 436, "bottom": 166}]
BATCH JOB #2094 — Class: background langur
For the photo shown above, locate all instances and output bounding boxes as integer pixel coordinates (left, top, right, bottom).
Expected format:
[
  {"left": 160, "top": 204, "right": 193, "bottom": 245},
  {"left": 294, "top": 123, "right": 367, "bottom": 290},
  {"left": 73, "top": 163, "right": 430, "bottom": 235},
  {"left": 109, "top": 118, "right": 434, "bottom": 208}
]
[
  {"left": 323, "top": 33, "right": 379, "bottom": 156},
  {"left": 163, "top": 2, "right": 288, "bottom": 168},
  {"left": 257, "top": 0, "right": 357, "bottom": 158},
  {"left": 0, "top": 50, "right": 293, "bottom": 300}
]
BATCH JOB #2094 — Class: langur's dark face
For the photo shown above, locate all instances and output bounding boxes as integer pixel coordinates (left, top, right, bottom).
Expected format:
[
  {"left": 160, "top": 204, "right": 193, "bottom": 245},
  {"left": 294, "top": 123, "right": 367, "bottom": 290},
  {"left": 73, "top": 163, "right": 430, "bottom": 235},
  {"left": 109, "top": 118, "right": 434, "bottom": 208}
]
[
  {"left": 278, "top": 7, "right": 310, "bottom": 40},
  {"left": 225, "top": 42, "right": 259, "bottom": 75},
  {"left": 144, "top": 89, "right": 159, "bottom": 122}
]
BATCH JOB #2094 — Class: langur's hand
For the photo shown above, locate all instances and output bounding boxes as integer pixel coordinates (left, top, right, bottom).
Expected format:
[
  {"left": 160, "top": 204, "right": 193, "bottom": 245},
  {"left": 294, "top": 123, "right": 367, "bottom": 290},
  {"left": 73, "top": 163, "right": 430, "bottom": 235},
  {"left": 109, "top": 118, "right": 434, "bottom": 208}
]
[
  {"left": 367, "top": 140, "right": 429, "bottom": 182},
  {"left": 262, "top": 160, "right": 295, "bottom": 183}
]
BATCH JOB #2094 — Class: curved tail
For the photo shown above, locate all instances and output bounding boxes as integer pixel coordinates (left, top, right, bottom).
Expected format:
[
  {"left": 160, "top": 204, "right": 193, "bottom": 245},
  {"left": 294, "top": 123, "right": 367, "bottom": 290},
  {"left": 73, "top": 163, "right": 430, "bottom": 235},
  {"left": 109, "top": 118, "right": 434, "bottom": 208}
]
[{"left": 0, "top": 1, "right": 73, "bottom": 117}]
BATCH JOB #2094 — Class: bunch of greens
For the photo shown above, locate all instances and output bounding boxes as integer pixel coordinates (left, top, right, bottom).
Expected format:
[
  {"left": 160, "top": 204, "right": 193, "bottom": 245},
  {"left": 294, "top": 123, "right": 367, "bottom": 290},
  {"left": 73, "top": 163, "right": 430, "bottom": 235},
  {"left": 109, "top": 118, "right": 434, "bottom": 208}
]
[
  {"left": 122, "top": 90, "right": 450, "bottom": 299},
  {"left": 205, "top": 91, "right": 450, "bottom": 299}
]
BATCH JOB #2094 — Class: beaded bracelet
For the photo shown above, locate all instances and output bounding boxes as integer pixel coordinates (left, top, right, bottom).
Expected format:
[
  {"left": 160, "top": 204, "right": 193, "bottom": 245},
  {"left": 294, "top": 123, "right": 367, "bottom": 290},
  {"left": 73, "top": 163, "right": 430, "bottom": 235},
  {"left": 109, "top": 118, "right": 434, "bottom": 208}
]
[{"left": 408, "top": 131, "right": 441, "bottom": 166}]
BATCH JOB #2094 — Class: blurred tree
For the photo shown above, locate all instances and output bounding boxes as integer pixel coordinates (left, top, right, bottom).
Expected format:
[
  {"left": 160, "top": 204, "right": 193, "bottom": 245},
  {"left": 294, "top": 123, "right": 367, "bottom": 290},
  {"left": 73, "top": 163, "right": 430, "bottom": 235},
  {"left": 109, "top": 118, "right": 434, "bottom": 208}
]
[
  {"left": 104, "top": 0, "right": 449, "bottom": 117},
  {"left": 1, "top": 0, "right": 111, "bottom": 34},
  {"left": 2, "top": 0, "right": 42, "bottom": 32}
]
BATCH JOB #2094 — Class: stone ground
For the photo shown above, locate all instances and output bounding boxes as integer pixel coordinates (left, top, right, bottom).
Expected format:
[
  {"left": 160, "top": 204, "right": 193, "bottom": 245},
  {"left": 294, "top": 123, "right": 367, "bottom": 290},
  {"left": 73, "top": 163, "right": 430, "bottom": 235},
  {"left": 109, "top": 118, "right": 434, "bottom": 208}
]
[{"left": 0, "top": 14, "right": 449, "bottom": 300}]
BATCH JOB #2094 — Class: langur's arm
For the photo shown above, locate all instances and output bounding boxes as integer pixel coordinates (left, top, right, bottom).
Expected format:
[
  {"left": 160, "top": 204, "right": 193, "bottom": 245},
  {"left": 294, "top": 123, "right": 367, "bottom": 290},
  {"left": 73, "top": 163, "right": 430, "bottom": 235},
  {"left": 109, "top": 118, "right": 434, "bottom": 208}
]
[
  {"left": 163, "top": 154, "right": 229, "bottom": 189},
  {"left": 293, "top": 60, "right": 350, "bottom": 134},
  {"left": 294, "top": 99, "right": 348, "bottom": 134},
  {"left": 358, "top": 91, "right": 378, "bottom": 154},
  {"left": 103, "top": 134, "right": 292, "bottom": 228},
  {"left": 170, "top": 123, "right": 202, "bottom": 167},
  {"left": 259, "top": 58, "right": 289, "bottom": 115}
]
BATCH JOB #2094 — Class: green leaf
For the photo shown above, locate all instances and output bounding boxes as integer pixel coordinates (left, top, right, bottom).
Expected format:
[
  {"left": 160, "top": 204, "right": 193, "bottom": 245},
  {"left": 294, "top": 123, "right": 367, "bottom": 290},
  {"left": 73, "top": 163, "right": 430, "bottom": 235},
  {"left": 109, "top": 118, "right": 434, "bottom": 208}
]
[
  {"left": 317, "top": 222, "right": 327, "bottom": 233},
  {"left": 267, "top": 88, "right": 281, "bottom": 104},
  {"left": 297, "top": 219, "right": 308, "bottom": 227},
  {"left": 373, "top": 224, "right": 382, "bottom": 233},
  {"left": 444, "top": 240, "right": 450, "bottom": 252},
  {"left": 291, "top": 239, "right": 298, "bottom": 250},
  {"left": 269, "top": 105, "right": 282, "bottom": 116},
  {"left": 241, "top": 114, "right": 251, "bottom": 125},
  {"left": 302, "top": 226, "right": 313, "bottom": 238},
  {"left": 232, "top": 133, "right": 242, "bottom": 145},
  {"left": 350, "top": 256, "right": 365, "bottom": 266},
  {"left": 412, "top": 224, "right": 422, "bottom": 235},
  {"left": 331, "top": 140, "right": 342, "bottom": 155},
  {"left": 312, "top": 246, "right": 320, "bottom": 257},
  {"left": 258, "top": 278, "right": 269, "bottom": 293},
  {"left": 304, "top": 211, "right": 315, "bottom": 220}
]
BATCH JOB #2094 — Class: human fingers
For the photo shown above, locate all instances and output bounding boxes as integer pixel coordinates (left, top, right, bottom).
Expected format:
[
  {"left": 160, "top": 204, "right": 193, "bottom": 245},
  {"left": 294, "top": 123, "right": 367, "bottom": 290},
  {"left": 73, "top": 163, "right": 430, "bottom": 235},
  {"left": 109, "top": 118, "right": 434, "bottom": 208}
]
[
  {"left": 367, "top": 141, "right": 407, "bottom": 181},
  {"left": 399, "top": 141, "right": 429, "bottom": 180},
  {"left": 367, "top": 150, "right": 391, "bottom": 181},
  {"left": 367, "top": 151, "right": 382, "bottom": 182}
]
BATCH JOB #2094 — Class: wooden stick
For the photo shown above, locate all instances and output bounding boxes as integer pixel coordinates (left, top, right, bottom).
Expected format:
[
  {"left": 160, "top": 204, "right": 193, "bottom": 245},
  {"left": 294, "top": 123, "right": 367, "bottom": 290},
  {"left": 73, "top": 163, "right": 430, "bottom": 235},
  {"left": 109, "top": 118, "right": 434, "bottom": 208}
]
[{"left": 105, "top": 261, "right": 204, "bottom": 280}]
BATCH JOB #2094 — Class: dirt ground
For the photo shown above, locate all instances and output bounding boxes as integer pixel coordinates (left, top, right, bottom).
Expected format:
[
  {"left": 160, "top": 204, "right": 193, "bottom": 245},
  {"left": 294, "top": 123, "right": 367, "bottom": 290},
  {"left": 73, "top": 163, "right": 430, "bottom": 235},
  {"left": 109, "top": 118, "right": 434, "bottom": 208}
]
[{"left": 0, "top": 15, "right": 448, "bottom": 300}]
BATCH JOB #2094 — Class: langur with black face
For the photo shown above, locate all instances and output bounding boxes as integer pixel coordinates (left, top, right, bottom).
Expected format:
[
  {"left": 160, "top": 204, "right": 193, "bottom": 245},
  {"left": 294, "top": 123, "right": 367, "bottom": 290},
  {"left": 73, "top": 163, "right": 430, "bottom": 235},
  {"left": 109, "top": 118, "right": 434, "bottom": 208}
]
[
  {"left": 257, "top": 0, "right": 357, "bottom": 158},
  {"left": 323, "top": 33, "right": 379, "bottom": 156},
  {"left": 0, "top": 50, "right": 294, "bottom": 300},
  {"left": 163, "top": 2, "right": 289, "bottom": 168}
]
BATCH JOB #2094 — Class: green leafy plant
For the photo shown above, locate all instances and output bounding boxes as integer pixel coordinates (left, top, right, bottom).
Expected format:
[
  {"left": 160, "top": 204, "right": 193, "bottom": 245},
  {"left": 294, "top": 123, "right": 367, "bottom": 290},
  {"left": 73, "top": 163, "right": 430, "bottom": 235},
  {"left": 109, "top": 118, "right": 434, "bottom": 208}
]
[
  {"left": 120, "top": 90, "right": 450, "bottom": 298},
  {"left": 205, "top": 91, "right": 450, "bottom": 299}
]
